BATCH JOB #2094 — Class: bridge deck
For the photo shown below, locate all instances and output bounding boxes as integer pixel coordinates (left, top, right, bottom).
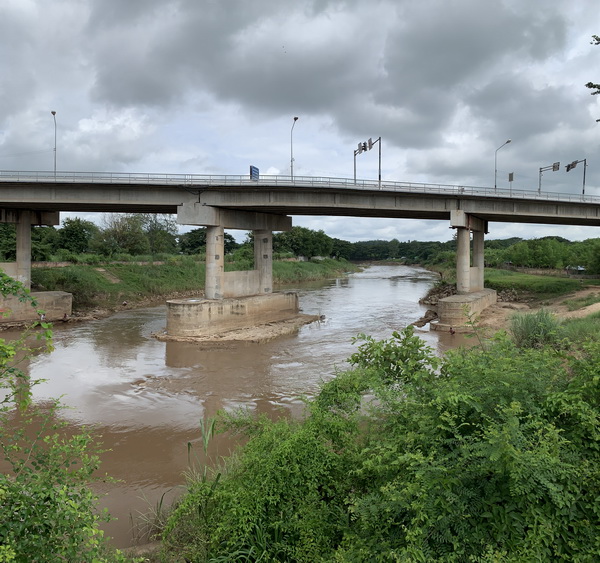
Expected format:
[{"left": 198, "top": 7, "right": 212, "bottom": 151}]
[{"left": 0, "top": 171, "right": 599, "bottom": 227}]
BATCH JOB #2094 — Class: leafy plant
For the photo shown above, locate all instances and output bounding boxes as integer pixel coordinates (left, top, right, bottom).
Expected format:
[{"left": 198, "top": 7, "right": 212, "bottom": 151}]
[
  {"left": 509, "top": 309, "right": 563, "bottom": 348},
  {"left": 0, "top": 272, "right": 130, "bottom": 562},
  {"left": 162, "top": 325, "right": 600, "bottom": 561}
]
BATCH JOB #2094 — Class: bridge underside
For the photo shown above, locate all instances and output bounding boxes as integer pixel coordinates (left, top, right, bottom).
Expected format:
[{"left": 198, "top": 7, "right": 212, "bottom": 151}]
[{"left": 3, "top": 178, "right": 600, "bottom": 326}]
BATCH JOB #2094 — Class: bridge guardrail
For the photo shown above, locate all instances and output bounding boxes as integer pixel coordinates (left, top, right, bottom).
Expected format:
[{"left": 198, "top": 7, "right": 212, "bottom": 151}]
[{"left": 0, "top": 169, "right": 597, "bottom": 205}]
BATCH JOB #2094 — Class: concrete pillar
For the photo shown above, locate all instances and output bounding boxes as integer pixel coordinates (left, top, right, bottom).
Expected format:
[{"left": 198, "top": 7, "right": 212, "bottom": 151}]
[
  {"left": 205, "top": 225, "right": 224, "bottom": 299},
  {"left": 253, "top": 229, "right": 273, "bottom": 294},
  {"left": 16, "top": 210, "right": 32, "bottom": 290},
  {"left": 456, "top": 227, "right": 471, "bottom": 294},
  {"left": 471, "top": 230, "right": 485, "bottom": 291}
]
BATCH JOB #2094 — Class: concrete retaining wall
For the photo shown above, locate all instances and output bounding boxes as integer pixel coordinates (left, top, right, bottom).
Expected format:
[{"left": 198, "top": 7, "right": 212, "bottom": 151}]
[
  {"left": 0, "top": 291, "right": 73, "bottom": 323},
  {"left": 431, "top": 288, "right": 497, "bottom": 332},
  {"left": 223, "top": 270, "right": 261, "bottom": 298},
  {"left": 166, "top": 292, "right": 299, "bottom": 337}
]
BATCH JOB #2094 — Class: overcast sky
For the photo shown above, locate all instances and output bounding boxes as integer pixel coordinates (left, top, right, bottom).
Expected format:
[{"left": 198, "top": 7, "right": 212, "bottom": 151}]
[{"left": 1, "top": 0, "right": 600, "bottom": 243}]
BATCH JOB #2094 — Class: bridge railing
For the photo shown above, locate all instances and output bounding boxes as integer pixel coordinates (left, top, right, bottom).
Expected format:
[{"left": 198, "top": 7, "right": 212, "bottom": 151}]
[{"left": 0, "top": 169, "right": 597, "bottom": 205}]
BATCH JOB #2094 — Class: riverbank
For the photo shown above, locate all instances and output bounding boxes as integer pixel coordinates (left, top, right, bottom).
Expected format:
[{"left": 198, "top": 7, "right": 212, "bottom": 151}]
[{"left": 418, "top": 274, "right": 600, "bottom": 335}]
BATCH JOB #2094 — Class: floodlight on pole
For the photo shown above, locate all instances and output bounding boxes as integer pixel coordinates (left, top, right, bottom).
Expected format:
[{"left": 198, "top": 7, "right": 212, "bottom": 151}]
[
  {"left": 494, "top": 139, "right": 511, "bottom": 191},
  {"left": 290, "top": 116, "right": 298, "bottom": 180},
  {"left": 51, "top": 110, "right": 57, "bottom": 178}
]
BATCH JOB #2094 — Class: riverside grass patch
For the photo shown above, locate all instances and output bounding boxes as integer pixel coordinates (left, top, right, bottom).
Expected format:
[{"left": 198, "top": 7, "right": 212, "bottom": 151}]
[
  {"left": 31, "top": 257, "right": 358, "bottom": 310},
  {"left": 484, "top": 268, "right": 584, "bottom": 298}
]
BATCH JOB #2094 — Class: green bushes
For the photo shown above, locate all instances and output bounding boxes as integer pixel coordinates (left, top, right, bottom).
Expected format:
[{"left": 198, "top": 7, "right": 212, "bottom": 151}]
[
  {"left": 0, "top": 273, "right": 128, "bottom": 562},
  {"left": 161, "top": 326, "right": 600, "bottom": 561}
]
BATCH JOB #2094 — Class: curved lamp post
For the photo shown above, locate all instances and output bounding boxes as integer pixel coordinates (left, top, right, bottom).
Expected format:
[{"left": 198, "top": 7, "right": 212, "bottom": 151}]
[
  {"left": 494, "top": 139, "right": 511, "bottom": 191},
  {"left": 51, "top": 110, "right": 57, "bottom": 178},
  {"left": 290, "top": 116, "right": 298, "bottom": 180}
]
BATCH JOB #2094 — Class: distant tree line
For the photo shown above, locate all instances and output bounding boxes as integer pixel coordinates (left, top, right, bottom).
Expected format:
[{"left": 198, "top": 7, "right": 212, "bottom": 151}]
[{"left": 1, "top": 214, "right": 600, "bottom": 274}]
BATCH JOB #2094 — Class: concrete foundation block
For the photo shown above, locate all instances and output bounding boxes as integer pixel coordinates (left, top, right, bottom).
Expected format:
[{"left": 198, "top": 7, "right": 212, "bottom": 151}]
[
  {"left": 431, "top": 288, "right": 497, "bottom": 332},
  {"left": 166, "top": 292, "right": 299, "bottom": 337},
  {"left": 0, "top": 291, "right": 73, "bottom": 323}
]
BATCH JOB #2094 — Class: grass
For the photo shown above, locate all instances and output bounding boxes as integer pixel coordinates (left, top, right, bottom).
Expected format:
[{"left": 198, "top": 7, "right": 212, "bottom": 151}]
[
  {"left": 563, "top": 292, "right": 600, "bottom": 311},
  {"left": 31, "top": 256, "right": 359, "bottom": 311},
  {"left": 485, "top": 268, "right": 587, "bottom": 299},
  {"left": 560, "top": 311, "right": 600, "bottom": 343},
  {"left": 31, "top": 256, "right": 205, "bottom": 309},
  {"left": 509, "top": 309, "right": 562, "bottom": 348}
]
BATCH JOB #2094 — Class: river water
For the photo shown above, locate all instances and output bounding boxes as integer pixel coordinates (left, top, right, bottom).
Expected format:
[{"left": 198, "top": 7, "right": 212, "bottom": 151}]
[{"left": 13, "top": 265, "right": 465, "bottom": 547}]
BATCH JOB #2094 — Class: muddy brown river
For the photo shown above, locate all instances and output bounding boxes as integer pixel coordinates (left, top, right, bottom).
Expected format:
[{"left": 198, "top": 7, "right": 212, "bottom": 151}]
[{"left": 9, "top": 265, "right": 467, "bottom": 548}]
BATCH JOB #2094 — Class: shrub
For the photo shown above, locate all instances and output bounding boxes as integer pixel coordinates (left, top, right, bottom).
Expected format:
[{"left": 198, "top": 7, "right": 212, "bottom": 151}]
[
  {"left": 509, "top": 309, "right": 563, "bottom": 348},
  {"left": 0, "top": 273, "right": 128, "bottom": 562},
  {"left": 162, "top": 326, "right": 600, "bottom": 561}
]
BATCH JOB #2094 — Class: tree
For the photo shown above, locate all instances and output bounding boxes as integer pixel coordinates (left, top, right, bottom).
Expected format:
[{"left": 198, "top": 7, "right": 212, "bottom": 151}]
[
  {"left": 139, "top": 213, "right": 178, "bottom": 255},
  {"left": 274, "top": 227, "right": 333, "bottom": 259},
  {"left": 0, "top": 223, "right": 16, "bottom": 260},
  {"left": 58, "top": 218, "right": 99, "bottom": 254},
  {"left": 586, "top": 35, "right": 600, "bottom": 121},
  {"left": 91, "top": 213, "right": 150, "bottom": 257},
  {"left": 179, "top": 228, "right": 239, "bottom": 255}
]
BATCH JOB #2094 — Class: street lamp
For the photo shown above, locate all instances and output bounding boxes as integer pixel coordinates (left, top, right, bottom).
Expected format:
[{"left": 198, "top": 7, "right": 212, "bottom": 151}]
[
  {"left": 51, "top": 110, "right": 57, "bottom": 178},
  {"left": 494, "top": 139, "right": 511, "bottom": 190},
  {"left": 290, "top": 116, "right": 298, "bottom": 180}
]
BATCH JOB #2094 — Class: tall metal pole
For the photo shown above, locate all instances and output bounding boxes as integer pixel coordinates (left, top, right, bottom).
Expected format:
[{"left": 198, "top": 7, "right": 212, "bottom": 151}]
[
  {"left": 377, "top": 136, "right": 381, "bottom": 189},
  {"left": 51, "top": 110, "right": 57, "bottom": 178},
  {"left": 494, "top": 139, "right": 511, "bottom": 191},
  {"left": 290, "top": 116, "right": 298, "bottom": 180}
]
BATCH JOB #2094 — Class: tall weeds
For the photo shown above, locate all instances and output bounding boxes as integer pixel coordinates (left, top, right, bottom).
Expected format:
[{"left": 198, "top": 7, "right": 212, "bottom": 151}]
[{"left": 509, "top": 309, "right": 562, "bottom": 348}]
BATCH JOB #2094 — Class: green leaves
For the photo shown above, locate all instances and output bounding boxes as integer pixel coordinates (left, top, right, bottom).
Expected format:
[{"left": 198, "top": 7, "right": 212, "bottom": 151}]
[
  {"left": 163, "top": 327, "right": 600, "bottom": 561},
  {"left": 0, "top": 275, "right": 126, "bottom": 562}
]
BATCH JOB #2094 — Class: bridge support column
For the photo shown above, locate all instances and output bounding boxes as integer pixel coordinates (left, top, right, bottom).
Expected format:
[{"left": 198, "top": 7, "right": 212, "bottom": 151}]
[
  {"left": 254, "top": 230, "right": 273, "bottom": 294},
  {"left": 205, "top": 226, "right": 225, "bottom": 299},
  {"left": 455, "top": 227, "right": 470, "bottom": 294},
  {"left": 472, "top": 230, "right": 485, "bottom": 292},
  {"left": 16, "top": 211, "right": 33, "bottom": 290},
  {"left": 451, "top": 210, "right": 487, "bottom": 295}
]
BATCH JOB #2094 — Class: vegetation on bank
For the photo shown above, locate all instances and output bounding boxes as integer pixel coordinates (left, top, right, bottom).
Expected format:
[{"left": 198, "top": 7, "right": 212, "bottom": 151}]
[
  {"left": 0, "top": 274, "right": 133, "bottom": 562},
  {"left": 156, "top": 320, "right": 600, "bottom": 561},
  {"left": 30, "top": 258, "right": 358, "bottom": 311}
]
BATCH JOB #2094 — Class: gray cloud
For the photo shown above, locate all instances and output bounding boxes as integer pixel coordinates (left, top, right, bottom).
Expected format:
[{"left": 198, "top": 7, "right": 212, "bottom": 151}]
[{"left": 1, "top": 0, "right": 600, "bottom": 243}]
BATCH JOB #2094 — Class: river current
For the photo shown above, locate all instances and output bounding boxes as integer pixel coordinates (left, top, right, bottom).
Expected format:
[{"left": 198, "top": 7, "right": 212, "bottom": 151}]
[{"left": 14, "top": 265, "right": 464, "bottom": 547}]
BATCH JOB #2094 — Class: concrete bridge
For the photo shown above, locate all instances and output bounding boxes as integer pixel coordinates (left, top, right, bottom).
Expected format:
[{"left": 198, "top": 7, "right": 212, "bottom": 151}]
[{"left": 1, "top": 170, "right": 599, "bottom": 329}]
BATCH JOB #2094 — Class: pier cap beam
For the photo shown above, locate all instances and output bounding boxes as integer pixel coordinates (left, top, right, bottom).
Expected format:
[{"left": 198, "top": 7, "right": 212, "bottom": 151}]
[
  {"left": 450, "top": 210, "right": 487, "bottom": 233},
  {"left": 177, "top": 203, "right": 291, "bottom": 231},
  {"left": 0, "top": 209, "right": 60, "bottom": 226}
]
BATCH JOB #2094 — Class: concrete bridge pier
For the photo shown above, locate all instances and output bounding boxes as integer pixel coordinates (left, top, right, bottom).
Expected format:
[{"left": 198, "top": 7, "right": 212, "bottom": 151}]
[
  {"left": 451, "top": 210, "right": 486, "bottom": 294},
  {"left": 205, "top": 226, "right": 225, "bottom": 299},
  {"left": 432, "top": 210, "right": 496, "bottom": 332},
  {"left": 0, "top": 209, "right": 72, "bottom": 322},
  {"left": 169, "top": 204, "right": 295, "bottom": 337}
]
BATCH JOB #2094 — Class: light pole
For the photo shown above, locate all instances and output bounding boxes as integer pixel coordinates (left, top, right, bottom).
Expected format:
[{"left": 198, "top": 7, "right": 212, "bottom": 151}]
[
  {"left": 494, "top": 139, "right": 511, "bottom": 191},
  {"left": 51, "top": 110, "right": 57, "bottom": 178},
  {"left": 290, "top": 116, "right": 298, "bottom": 180}
]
